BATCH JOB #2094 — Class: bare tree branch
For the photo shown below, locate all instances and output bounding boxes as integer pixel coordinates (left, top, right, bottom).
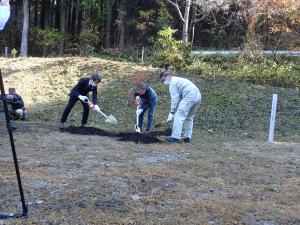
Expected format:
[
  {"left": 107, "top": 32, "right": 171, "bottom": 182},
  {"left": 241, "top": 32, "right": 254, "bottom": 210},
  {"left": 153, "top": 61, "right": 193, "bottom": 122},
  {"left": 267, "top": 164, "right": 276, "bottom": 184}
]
[{"left": 166, "top": 0, "right": 186, "bottom": 23}]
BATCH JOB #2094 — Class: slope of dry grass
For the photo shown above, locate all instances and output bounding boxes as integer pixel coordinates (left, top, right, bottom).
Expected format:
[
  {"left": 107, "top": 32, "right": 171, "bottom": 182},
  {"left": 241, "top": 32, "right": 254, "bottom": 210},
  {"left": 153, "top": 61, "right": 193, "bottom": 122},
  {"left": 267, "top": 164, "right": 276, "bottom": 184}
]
[{"left": 1, "top": 56, "right": 299, "bottom": 140}]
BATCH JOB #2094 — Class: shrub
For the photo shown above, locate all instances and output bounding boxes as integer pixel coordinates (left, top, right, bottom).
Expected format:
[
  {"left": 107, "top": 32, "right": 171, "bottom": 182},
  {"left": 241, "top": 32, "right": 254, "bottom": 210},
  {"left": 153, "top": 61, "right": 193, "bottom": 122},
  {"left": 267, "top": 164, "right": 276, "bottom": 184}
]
[
  {"left": 79, "top": 28, "right": 100, "bottom": 55},
  {"left": 30, "top": 28, "right": 65, "bottom": 56},
  {"left": 184, "top": 56, "right": 300, "bottom": 89},
  {"left": 152, "top": 27, "right": 191, "bottom": 70},
  {"left": 230, "top": 60, "right": 300, "bottom": 88}
]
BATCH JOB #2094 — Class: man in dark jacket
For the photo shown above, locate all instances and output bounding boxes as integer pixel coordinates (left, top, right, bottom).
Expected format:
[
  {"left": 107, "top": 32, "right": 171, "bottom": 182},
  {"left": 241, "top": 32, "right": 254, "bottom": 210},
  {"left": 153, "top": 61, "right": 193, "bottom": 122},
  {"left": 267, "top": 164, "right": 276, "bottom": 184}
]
[
  {"left": 60, "top": 74, "right": 101, "bottom": 128},
  {"left": 7, "top": 88, "right": 26, "bottom": 120},
  {"left": 131, "top": 82, "right": 158, "bottom": 132}
]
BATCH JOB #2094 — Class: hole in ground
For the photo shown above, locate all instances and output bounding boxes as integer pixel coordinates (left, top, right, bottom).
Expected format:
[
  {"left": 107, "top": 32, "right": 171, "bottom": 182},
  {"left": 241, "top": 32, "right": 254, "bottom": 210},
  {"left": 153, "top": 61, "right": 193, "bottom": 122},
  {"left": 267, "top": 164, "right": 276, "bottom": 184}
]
[{"left": 62, "top": 126, "right": 172, "bottom": 144}]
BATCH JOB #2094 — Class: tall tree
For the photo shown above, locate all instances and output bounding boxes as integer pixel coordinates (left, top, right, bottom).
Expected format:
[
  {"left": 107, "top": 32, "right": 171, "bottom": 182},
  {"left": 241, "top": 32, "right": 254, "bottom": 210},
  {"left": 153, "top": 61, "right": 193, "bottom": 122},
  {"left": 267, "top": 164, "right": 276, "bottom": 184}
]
[
  {"left": 20, "top": 0, "right": 29, "bottom": 56},
  {"left": 59, "top": 0, "right": 66, "bottom": 55},
  {"left": 117, "top": 0, "right": 126, "bottom": 50},
  {"left": 41, "top": 0, "right": 50, "bottom": 28},
  {"left": 166, "top": 0, "right": 191, "bottom": 42},
  {"left": 74, "top": 0, "right": 81, "bottom": 35},
  {"left": 165, "top": 0, "right": 231, "bottom": 43},
  {"left": 105, "top": 0, "right": 115, "bottom": 48}
]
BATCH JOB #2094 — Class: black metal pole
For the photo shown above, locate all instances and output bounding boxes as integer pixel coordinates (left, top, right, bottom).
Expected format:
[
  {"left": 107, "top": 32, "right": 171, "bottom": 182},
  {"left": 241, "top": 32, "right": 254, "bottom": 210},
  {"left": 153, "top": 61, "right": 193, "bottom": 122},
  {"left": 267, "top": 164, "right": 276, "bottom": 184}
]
[{"left": 0, "top": 70, "right": 28, "bottom": 219}]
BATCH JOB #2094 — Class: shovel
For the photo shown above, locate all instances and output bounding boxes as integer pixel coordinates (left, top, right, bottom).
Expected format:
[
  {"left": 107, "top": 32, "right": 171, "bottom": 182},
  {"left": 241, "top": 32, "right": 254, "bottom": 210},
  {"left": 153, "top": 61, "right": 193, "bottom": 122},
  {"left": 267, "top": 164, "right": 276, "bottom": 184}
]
[
  {"left": 97, "top": 110, "right": 118, "bottom": 125},
  {"left": 85, "top": 100, "right": 118, "bottom": 125},
  {"left": 135, "top": 107, "right": 142, "bottom": 133}
]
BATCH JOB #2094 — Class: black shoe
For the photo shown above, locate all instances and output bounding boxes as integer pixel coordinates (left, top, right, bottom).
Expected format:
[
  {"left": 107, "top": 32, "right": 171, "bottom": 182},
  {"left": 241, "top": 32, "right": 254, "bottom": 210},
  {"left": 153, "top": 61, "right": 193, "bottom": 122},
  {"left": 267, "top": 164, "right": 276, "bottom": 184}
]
[
  {"left": 183, "top": 137, "right": 191, "bottom": 143},
  {"left": 166, "top": 137, "right": 181, "bottom": 143}
]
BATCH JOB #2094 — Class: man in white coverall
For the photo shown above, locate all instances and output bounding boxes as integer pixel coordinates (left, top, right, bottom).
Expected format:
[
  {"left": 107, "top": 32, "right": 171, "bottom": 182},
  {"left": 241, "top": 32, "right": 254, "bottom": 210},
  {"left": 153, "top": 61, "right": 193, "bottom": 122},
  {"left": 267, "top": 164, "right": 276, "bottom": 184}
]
[
  {"left": 160, "top": 70, "right": 201, "bottom": 143},
  {"left": 0, "top": 0, "right": 10, "bottom": 31}
]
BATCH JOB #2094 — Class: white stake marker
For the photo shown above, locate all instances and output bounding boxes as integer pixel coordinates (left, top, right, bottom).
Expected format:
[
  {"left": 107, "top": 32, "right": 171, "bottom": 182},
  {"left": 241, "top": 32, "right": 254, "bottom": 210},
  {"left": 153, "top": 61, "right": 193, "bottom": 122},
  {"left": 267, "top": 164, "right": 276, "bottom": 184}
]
[
  {"left": 141, "top": 47, "right": 144, "bottom": 63},
  {"left": 268, "top": 94, "right": 278, "bottom": 142}
]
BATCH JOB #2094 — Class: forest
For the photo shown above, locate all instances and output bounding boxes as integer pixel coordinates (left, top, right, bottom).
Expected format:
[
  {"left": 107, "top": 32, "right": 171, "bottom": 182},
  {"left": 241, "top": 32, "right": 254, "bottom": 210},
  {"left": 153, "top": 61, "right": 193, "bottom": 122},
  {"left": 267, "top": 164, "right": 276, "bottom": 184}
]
[{"left": 0, "top": 0, "right": 299, "bottom": 57}]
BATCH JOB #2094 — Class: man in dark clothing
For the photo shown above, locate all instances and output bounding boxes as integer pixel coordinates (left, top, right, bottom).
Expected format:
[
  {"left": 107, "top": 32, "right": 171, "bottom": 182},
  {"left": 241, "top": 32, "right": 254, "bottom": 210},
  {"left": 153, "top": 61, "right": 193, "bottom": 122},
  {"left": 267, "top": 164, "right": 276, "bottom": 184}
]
[
  {"left": 7, "top": 88, "right": 26, "bottom": 120},
  {"left": 60, "top": 74, "right": 101, "bottom": 128},
  {"left": 130, "top": 82, "right": 158, "bottom": 132}
]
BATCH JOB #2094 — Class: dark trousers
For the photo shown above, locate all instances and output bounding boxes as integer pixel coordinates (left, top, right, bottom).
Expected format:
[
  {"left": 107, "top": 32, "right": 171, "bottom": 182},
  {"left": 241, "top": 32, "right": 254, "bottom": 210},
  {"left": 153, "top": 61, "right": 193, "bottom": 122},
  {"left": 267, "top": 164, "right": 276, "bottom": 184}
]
[
  {"left": 61, "top": 96, "right": 89, "bottom": 125},
  {"left": 138, "top": 101, "right": 157, "bottom": 130}
]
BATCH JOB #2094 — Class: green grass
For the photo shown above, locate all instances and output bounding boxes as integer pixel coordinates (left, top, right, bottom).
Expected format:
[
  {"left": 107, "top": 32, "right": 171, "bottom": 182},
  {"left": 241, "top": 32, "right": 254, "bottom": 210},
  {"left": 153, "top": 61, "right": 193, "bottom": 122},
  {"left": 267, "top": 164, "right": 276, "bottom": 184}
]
[{"left": 186, "top": 55, "right": 300, "bottom": 89}]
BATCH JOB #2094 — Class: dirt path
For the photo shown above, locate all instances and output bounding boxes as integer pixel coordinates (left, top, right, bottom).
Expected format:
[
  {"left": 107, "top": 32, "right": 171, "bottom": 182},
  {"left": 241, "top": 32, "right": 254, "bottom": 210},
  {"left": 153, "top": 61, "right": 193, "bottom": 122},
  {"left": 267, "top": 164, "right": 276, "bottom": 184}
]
[{"left": 0, "top": 122, "right": 299, "bottom": 224}]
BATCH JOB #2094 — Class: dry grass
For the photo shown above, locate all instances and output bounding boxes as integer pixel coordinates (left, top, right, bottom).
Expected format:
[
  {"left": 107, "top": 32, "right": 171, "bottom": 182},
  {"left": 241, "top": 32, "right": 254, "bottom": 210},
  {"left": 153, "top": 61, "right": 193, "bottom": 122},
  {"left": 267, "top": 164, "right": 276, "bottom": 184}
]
[{"left": 0, "top": 122, "right": 299, "bottom": 224}]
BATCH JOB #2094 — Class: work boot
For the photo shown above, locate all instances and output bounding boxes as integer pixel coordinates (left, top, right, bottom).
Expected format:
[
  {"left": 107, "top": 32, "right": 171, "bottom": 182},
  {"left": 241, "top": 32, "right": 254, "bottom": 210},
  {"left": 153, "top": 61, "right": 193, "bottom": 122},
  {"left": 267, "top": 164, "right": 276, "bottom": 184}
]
[
  {"left": 166, "top": 137, "right": 181, "bottom": 143},
  {"left": 183, "top": 137, "right": 191, "bottom": 143}
]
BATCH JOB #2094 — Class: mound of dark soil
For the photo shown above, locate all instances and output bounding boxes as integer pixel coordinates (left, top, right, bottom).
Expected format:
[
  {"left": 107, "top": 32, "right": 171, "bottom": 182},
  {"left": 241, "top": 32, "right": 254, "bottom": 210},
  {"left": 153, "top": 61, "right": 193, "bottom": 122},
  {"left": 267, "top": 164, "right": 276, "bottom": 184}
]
[
  {"left": 63, "top": 126, "right": 115, "bottom": 137},
  {"left": 117, "top": 132, "right": 162, "bottom": 144},
  {"left": 62, "top": 126, "right": 172, "bottom": 144}
]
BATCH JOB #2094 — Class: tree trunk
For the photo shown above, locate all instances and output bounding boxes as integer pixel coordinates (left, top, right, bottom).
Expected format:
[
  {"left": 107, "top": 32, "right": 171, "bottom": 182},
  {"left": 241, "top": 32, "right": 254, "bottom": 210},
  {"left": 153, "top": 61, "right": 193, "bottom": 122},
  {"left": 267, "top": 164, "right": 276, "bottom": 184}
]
[
  {"left": 74, "top": 0, "right": 80, "bottom": 36},
  {"left": 67, "top": 0, "right": 73, "bottom": 33},
  {"left": 77, "top": 7, "right": 83, "bottom": 35},
  {"left": 41, "top": 0, "right": 50, "bottom": 29},
  {"left": 105, "top": 0, "right": 115, "bottom": 48},
  {"left": 20, "top": 0, "right": 29, "bottom": 57},
  {"left": 50, "top": 0, "right": 55, "bottom": 27},
  {"left": 117, "top": 0, "right": 126, "bottom": 50},
  {"left": 59, "top": 0, "right": 66, "bottom": 55},
  {"left": 41, "top": 0, "right": 50, "bottom": 56},
  {"left": 166, "top": 0, "right": 191, "bottom": 42},
  {"left": 98, "top": 0, "right": 104, "bottom": 33},
  {"left": 71, "top": 0, "right": 77, "bottom": 36},
  {"left": 69, "top": 0, "right": 74, "bottom": 33},
  {"left": 182, "top": 0, "right": 191, "bottom": 42},
  {"left": 55, "top": 0, "right": 60, "bottom": 29},
  {"left": 34, "top": 0, "right": 38, "bottom": 27}
]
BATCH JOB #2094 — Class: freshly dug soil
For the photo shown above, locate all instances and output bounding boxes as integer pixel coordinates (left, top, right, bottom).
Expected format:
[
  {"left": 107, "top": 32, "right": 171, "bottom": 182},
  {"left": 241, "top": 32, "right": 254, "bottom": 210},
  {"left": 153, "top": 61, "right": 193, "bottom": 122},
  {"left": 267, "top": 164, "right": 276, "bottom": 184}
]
[
  {"left": 62, "top": 126, "right": 172, "bottom": 144},
  {"left": 117, "top": 132, "right": 162, "bottom": 144},
  {"left": 62, "top": 126, "right": 115, "bottom": 137}
]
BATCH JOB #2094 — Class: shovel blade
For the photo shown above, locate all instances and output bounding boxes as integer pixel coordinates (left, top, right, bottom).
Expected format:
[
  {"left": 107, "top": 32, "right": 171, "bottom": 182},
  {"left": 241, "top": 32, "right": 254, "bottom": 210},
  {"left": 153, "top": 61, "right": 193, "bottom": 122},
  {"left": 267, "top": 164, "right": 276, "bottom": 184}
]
[
  {"left": 105, "top": 115, "right": 118, "bottom": 125},
  {"left": 135, "top": 125, "right": 141, "bottom": 133}
]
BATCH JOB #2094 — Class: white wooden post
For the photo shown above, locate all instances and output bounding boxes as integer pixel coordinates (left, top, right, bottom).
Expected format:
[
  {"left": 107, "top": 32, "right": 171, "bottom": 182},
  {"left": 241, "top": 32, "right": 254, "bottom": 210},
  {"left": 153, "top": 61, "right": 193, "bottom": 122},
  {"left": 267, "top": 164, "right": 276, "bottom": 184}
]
[
  {"left": 141, "top": 47, "right": 144, "bottom": 63},
  {"left": 268, "top": 94, "right": 278, "bottom": 142},
  {"left": 5, "top": 47, "right": 8, "bottom": 58}
]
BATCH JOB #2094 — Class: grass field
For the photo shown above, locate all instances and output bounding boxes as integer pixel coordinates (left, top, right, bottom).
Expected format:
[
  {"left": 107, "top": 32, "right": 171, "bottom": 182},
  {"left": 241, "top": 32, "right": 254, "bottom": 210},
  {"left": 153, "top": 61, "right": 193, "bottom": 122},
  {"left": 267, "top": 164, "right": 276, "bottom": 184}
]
[{"left": 0, "top": 57, "right": 299, "bottom": 224}]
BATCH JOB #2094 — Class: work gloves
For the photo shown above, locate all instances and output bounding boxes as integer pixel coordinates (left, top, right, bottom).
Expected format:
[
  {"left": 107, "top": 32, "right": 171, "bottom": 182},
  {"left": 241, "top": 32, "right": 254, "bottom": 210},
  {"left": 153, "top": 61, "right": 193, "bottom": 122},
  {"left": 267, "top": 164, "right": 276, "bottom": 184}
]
[
  {"left": 167, "top": 112, "right": 175, "bottom": 122},
  {"left": 88, "top": 103, "right": 101, "bottom": 113},
  {"left": 78, "top": 95, "right": 88, "bottom": 102}
]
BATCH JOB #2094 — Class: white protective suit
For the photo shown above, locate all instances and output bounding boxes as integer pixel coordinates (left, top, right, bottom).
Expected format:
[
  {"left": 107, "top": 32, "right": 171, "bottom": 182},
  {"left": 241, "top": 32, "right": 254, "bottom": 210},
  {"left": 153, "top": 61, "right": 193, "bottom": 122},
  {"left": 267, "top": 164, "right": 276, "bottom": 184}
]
[
  {"left": 0, "top": 0, "right": 10, "bottom": 31},
  {"left": 168, "top": 76, "right": 201, "bottom": 139}
]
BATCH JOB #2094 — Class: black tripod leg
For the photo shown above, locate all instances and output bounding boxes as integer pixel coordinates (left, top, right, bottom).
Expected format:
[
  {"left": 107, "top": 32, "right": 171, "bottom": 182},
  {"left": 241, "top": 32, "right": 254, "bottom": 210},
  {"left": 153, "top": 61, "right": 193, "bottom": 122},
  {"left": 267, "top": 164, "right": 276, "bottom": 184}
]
[{"left": 0, "top": 70, "right": 28, "bottom": 218}]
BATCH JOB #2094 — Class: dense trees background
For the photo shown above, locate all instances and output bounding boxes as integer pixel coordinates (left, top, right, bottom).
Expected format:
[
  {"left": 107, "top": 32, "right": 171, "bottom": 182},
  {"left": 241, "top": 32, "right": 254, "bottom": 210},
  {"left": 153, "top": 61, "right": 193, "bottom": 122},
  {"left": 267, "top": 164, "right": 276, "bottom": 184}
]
[{"left": 0, "top": 0, "right": 299, "bottom": 57}]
